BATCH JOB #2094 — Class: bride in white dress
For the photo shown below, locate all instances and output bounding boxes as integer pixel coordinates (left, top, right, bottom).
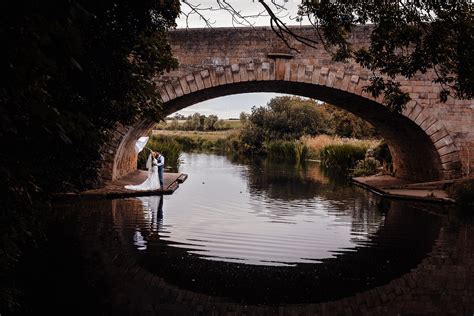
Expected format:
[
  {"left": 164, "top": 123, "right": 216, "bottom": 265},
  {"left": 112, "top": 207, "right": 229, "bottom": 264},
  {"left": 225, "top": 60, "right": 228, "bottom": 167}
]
[{"left": 125, "top": 152, "right": 161, "bottom": 191}]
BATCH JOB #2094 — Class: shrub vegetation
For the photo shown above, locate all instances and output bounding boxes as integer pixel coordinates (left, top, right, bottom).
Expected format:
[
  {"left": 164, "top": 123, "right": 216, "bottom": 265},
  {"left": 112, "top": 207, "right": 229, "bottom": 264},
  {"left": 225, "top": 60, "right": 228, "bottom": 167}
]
[
  {"left": 447, "top": 180, "right": 474, "bottom": 205},
  {"left": 319, "top": 144, "right": 368, "bottom": 173}
]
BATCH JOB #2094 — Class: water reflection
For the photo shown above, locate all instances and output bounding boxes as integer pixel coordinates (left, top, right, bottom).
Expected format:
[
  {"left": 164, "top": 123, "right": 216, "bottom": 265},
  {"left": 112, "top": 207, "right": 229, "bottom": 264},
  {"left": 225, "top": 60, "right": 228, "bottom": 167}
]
[
  {"left": 124, "top": 153, "right": 394, "bottom": 266},
  {"left": 133, "top": 196, "right": 163, "bottom": 251},
  {"left": 99, "top": 153, "right": 444, "bottom": 303},
  {"left": 36, "top": 196, "right": 474, "bottom": 311},
  {"left": 241, "top": 157, "right": 386, "bottom": 237},
  {"left": 109, "top": 196, "right": 441, "bottom": 304}
]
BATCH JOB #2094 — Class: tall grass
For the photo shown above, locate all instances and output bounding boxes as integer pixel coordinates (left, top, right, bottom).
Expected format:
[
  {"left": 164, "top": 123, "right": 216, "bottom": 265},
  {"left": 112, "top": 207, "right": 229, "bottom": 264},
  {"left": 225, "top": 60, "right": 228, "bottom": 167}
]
[
  {"left": 319, "top": 144, "right": 368, "bottom": 173},
  {"left": 266, "top": 140, "right": 308, "bottom": 163},
  {"left": 137, "top": 135, "right": 182, "bottom": 171},
  {"left": 302, "top": 135, "right": 380, "bottom": 160}
]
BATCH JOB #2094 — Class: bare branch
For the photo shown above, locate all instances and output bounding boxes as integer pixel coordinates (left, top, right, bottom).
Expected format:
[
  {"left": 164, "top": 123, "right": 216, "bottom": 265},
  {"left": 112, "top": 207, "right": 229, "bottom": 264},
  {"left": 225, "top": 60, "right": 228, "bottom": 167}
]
[{"left": 258, "top": 0, "right": 319, "bottom": 52}]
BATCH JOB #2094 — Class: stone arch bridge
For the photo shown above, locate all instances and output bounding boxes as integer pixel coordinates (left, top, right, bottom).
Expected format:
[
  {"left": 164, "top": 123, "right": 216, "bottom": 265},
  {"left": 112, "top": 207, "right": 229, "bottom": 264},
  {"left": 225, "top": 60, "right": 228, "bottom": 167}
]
[{"left": 101, "top": 26, "right": 473, "bottom": 183}]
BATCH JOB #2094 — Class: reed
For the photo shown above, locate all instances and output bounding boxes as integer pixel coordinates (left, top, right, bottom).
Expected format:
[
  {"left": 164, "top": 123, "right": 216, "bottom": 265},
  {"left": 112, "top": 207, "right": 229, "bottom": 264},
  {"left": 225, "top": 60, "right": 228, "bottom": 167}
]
[
  {"left": 266, "top": 140, "right": 308, "bottom": 163},
  {"left": 319, "top": 143, "right": 368, "bottom": 172},
  {"left": 302, "top": 135, "right": 380, "bottom": 160}
]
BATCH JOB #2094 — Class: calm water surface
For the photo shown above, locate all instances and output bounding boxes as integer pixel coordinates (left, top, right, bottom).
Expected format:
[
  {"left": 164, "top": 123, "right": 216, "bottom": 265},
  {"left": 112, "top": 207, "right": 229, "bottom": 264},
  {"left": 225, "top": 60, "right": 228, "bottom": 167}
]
[{"left": 107, "top": 153, "right": 444, "bottom": 303}]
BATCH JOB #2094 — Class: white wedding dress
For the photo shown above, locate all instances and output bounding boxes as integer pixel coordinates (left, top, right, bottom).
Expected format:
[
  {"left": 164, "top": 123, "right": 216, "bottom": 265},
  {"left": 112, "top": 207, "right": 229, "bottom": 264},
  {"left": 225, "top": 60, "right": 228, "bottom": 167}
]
[{"left": 125, "top": 156, "right": 161, "bottom": 191}]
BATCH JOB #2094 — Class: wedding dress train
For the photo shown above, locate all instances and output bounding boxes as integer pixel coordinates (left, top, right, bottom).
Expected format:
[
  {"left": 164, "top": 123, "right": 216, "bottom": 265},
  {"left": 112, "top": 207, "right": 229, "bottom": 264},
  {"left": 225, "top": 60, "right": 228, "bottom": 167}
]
[{"left": 125, "top": 157, "right": 161, "bottom": 191}]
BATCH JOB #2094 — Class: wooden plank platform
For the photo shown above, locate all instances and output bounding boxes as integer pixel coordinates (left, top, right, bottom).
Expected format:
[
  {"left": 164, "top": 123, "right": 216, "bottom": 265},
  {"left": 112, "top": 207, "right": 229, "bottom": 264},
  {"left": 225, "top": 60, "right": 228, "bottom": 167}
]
[
  {"left": 352, "top": 174, "right": 455, "bottom": 204},
  {"left": 59, "top": 170, "right": 188, "bottom": 200}
]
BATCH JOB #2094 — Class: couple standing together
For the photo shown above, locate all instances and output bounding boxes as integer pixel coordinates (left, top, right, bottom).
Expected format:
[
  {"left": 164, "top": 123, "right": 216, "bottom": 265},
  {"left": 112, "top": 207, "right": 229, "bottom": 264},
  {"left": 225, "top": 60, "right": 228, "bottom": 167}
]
[{"left": 125, "top": 151, "right": 165, "bottom": 191}]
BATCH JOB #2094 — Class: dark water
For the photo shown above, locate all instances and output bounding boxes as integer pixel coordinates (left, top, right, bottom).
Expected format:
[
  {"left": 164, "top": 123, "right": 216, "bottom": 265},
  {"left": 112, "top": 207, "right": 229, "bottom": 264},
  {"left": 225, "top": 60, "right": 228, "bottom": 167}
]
[{"left": 44, "top": 153, "right": 474, "bottom": 310}]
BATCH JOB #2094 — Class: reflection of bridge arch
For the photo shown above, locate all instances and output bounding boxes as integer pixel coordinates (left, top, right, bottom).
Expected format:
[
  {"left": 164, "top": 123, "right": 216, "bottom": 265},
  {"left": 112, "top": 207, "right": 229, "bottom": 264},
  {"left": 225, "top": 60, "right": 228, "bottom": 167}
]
[
  {"left": 108, "top": 197, "right": 443, "bottom": 305},
  {"left": 101, "top": 26, "right": 472, "bottom": 182}
]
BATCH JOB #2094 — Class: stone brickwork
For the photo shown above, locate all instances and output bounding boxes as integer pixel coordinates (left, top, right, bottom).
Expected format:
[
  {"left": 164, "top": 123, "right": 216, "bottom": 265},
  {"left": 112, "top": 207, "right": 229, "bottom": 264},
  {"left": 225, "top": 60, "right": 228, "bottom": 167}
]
[{"left": 103, "top": 26, "right": 473, "bottom": 182}]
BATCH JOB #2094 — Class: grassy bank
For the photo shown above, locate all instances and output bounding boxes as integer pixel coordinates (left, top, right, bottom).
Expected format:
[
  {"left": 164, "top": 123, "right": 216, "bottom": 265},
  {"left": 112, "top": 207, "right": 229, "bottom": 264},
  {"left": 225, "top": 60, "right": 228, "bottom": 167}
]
[
  {"left": 302, "top": 135, "right": 380, "bottom": 160},
  {"left": 150, "top": 131, "right": 385, "bottom": 172},
  {"left": 302, "top": 135, "right": 387, "bottom": 176},
  {"left": 150, "top": 131, "right": 236, "bottom": 153}
]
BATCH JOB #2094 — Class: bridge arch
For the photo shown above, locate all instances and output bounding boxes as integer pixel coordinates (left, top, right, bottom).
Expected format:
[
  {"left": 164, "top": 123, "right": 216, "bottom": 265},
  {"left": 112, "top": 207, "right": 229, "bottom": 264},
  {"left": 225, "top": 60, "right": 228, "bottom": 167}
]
[{"left": 103, "top": 61, "right": 461, "bottom": 182}]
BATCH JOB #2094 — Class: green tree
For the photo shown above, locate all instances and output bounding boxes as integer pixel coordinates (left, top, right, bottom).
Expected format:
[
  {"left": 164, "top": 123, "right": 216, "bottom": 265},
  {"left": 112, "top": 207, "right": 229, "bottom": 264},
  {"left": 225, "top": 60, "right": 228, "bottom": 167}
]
[
  {"left": 191, "top": 112, "right": 204, "bottom": 130},
  {"left": 240, "top": 111, "right": 249, "bottom": 124},
  {"left": 240, "top": 96, "right": 327, "bottom": 151},
  {"left": 204, "top": 114, "right": 219, "bottom": 130},
  {"left": 259, "top": 0, "right": 474, "bottom": 111},
  {"left": 0, "top": 1, "right": 180, "bottom": 312},
  {"left": 169, "top": 117, "right": 180, "bottom": 130},
  {"left": 214, "top": 119, "right": 226, "bottom": 130},
  {"left": 321, "top": 104, "right": 376, "bottom": 139}
]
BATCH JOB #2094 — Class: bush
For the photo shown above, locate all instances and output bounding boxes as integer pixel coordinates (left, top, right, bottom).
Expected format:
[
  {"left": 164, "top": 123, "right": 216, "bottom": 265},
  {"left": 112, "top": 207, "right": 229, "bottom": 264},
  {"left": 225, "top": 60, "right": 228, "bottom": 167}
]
[
  {"left": 352, "top": 157, "right": 381, "bottom": 177},
  {"left": 319, "top": 144, "right": 368, "bottom": 172},
  {"left": 447, "top": 180, "right": 474, "bottom": 205}
]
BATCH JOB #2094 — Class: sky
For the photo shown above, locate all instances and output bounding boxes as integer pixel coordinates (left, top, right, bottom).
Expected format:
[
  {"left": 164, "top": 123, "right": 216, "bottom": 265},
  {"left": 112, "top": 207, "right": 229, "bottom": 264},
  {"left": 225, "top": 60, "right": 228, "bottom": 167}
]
[
  {"left": 173, "top": 92, "right": 288, "bottom": 119},
  {"left": 172, "top": 1, "right": 308, "bottom": 119}
]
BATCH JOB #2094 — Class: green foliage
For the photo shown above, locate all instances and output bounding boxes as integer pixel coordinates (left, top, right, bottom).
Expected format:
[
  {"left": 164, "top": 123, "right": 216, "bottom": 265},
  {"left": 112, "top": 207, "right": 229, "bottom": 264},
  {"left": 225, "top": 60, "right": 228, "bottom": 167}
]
[
  {"left": 148, "top": 134, "right": 230, "bottom": 154},
  {"left": 240, "top": 111, "right": 249, "bottom": 124},
  {"left": 319, "top": 144, "right": 368, "bottom": 173},
  {"left": 0, "top": 1, "right": 179, "bottom": 312},
  {"left": 320, "top": 104, "right": 377, "bottom": 138},
  {"left": 248, "top": 96, "right": 328, "bottom": 141},
  {"left": 352, "top": 158, "right": 381, "bottom": 177},
  {"left": 266, "top": 140, "right": 308, "bottom": 163},
  {"left": 238, "top": 96, "right": 377, "bottom": 155},
  {"left": 297, "top": 1, "right": 474, "bottom": 110},
  {"left": 239, "top": 96, "right": 326, "bottom": 153},
  {"left": 447, "top": 180, "right": 474, "bottom": 205}
]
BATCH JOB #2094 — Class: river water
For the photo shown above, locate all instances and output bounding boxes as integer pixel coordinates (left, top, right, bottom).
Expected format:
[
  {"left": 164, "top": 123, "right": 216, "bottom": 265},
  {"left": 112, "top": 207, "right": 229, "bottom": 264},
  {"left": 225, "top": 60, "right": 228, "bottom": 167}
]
[{"left": 44, "top": 152, "right": 473, "bottom": 313}]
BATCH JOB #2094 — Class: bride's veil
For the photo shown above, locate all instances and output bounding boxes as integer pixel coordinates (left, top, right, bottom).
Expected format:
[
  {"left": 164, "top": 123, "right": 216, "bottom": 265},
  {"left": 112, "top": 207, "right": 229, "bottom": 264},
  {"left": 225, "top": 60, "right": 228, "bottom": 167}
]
[{"left": 146, "top": 153, "right": 153, "bottom": 176}]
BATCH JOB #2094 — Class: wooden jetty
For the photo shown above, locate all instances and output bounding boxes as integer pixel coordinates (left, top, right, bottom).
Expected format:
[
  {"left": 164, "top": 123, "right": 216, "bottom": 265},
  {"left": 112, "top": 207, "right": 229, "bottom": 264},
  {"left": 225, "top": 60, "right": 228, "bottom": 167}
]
[
  {"left": 352, "top": 174, "right": 455, "bottom": 204},
  {"left": 60, "top": 170, "right": 188, "bottom": 200}
]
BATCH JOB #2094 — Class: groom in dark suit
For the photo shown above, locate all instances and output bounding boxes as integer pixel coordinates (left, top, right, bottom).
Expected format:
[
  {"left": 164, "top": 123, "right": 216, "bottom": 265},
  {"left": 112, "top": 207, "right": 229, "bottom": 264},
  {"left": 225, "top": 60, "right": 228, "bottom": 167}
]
[{"left": 156, "top": 151, "right": 165, "bottom": 189}]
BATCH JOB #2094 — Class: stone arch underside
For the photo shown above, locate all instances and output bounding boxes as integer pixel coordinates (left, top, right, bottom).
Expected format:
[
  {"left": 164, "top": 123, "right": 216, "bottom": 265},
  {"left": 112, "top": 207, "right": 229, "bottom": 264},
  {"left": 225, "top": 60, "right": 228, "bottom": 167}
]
[{"left": 106, "top": 72, "right": 462, "bottom": 182}]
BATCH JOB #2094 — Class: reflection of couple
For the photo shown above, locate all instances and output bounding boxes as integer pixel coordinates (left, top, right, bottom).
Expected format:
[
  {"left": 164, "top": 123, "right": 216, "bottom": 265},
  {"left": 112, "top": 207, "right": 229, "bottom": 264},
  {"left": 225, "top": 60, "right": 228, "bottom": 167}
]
[
  {"left": 133, "top": 195, "right": 164, "bottom": 250},
  {"left": 125, "top": 151, "right": 165, "bottom": 191}
]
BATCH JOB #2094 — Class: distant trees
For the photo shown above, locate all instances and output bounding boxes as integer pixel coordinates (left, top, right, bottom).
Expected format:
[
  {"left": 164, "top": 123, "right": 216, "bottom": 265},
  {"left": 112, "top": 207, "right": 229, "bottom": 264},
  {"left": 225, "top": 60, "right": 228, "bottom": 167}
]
[
  {"left": 159, "top": 113, "right": 231, "bottom": 131},
  {"left": 239, "top": 112, "right": 249, "bottom": 124}
]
